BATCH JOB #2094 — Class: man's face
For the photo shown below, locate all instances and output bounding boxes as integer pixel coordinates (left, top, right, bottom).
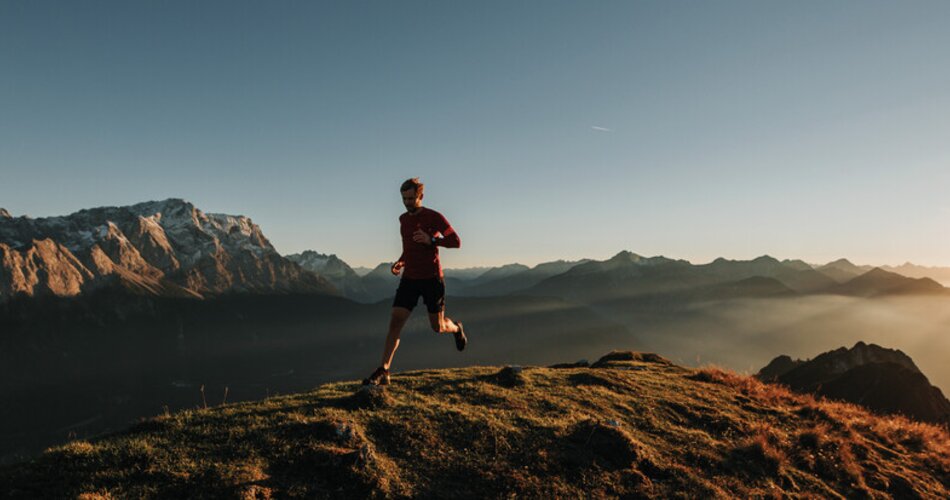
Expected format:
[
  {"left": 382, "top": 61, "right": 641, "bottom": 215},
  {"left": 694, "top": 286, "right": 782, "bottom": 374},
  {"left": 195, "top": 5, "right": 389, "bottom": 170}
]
[{"left": 401, "top": 188, "right": 422, "bottom": 212}]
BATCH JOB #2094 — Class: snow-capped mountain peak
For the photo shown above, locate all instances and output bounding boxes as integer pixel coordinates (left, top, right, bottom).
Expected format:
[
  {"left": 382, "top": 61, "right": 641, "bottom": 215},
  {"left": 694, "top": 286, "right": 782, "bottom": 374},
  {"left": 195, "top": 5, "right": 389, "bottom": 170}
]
[{"left": 0, "top": 199, "right": 335, "bottom": 300}]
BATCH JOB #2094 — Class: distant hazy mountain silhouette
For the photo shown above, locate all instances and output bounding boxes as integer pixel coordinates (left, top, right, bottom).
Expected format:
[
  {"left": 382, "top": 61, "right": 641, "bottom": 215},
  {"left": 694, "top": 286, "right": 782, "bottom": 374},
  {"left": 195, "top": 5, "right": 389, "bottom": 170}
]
[
  {"left": 880, "top": 262, "right": 950, "bottom": 286},
  {"left": 328, "top": 259, "right": 591, "bottom": 303},
  {"left": 697, "top": 256, "right": 838, "bottom": 293},
  {"left": 521, "top": 251, "right": 699, "bottom": 302},
  {"left": 518, "top": 252, "right": 948, "bottom": 305},
  {"left": 467, "top": 263, "right": 530, "bottom": 283},
  {"left": 357, "top": 262, "right": 400, "bottom": 302},
  {"left": 815, "top": 258, "right": 873, "bottom": 283},
  {"left": 459, "top": 259, "right": 591, "bottom": 297},
  {"left": 442, "top": 266, "right": 493, "bottom": 281},
  {"left": 816, "top": 260, "right": 950, "bottom": 287},
  {"left": 828, "top": 268, "right": 946, "bottom": 297},
  {"left": 286, "top": 250, "right": 367, "bottom": 300},
  {"left": 757, "top": 342, "right": 950, "bottom": 425}
]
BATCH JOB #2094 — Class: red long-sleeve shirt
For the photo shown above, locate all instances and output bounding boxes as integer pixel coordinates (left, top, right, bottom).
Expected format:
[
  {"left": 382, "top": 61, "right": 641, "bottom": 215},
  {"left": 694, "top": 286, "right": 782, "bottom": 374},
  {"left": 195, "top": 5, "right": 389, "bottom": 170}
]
[{"left": 398, "top": 207, "right": 460, "bottom": 279}]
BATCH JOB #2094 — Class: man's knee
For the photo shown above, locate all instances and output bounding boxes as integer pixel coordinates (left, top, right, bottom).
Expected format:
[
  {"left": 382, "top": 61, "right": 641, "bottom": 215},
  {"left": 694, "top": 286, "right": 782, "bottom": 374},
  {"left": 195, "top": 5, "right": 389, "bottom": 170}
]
[
  {"left": 391, "top": 307, "right": 411, "bottom": 320},
  {"left": 389, "top": 307, "right": 411, "bottom": 329}
]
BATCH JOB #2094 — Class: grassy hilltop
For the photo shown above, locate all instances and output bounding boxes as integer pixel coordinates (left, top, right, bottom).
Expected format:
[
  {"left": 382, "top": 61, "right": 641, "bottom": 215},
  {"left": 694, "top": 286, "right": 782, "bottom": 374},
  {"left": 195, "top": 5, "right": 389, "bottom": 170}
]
[{"left": 2, "top": 352, "right": 948, "bottom": 498}]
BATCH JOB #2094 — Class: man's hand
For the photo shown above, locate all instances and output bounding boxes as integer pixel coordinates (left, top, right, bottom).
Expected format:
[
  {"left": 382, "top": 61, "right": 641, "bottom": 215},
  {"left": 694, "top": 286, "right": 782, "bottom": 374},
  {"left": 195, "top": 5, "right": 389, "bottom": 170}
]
[
  {"left": 391, "top": 260, "right": 405, "bottom": 276},
  {"left": 413, "top": 228, "right": 433, "bottom": 245}
]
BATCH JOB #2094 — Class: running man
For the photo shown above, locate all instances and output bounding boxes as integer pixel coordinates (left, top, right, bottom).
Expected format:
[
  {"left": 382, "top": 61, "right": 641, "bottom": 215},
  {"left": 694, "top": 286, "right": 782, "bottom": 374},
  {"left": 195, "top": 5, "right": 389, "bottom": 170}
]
[{"left": 363, "top": 178, "right": 467, "bottom": 386}]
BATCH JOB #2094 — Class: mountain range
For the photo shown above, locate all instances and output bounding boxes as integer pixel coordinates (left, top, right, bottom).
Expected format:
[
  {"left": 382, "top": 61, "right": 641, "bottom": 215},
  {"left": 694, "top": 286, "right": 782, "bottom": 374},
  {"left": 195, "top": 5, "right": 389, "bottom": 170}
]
[
  {"left": 517, "top": 253, "right": 946, "bottom": 309},
  {"left": 298, "top": 250, "right": 948, "bottom": 305},
  {"left": 821, "top": 258, "right": 950, "bottom": 286},
  {"left": 0, "top": 199, "right": 334, "bottom": 301},
  {"left": 4, "top": 200, "right": 948, "bottom": 304}
]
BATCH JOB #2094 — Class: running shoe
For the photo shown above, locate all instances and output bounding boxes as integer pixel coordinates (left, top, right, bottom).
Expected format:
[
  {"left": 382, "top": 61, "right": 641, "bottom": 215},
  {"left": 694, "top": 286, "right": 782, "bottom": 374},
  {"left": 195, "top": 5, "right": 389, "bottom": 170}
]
[
  {"left": 453, "top": 321, "right": 467, "bottom": 351},
  {"left": 362, "top": 366, "right": 390, "bottom": 385}
]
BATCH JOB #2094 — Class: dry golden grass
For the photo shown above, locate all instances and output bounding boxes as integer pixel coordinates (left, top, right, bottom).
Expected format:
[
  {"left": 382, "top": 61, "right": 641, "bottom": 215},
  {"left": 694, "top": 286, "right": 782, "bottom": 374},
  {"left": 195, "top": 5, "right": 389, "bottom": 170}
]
[{"left": 1, "top": 353, "right": 947, "bottom": 498}]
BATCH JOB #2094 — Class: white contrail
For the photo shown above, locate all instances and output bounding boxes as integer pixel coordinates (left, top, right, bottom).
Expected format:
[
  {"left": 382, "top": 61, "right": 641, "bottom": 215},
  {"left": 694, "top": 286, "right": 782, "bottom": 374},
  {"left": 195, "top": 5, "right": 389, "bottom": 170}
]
[{"left": 591, "top": 126, "right": 613, "bottom": 132}]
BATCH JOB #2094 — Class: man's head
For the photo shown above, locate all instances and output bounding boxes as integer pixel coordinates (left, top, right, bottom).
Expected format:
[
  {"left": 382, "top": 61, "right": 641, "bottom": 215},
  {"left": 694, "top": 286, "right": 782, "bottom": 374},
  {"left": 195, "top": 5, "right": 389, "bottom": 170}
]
[{"left": 400, "top": 178, "right": 424, "bottom": 213}]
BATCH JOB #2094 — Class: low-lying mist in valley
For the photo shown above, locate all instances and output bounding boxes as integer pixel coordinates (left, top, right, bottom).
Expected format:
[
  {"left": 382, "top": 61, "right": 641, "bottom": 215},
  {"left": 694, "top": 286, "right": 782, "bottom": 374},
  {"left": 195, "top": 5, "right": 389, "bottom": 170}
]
[{"left": 595, "top": 295, "right": 950, "bottom": 392}]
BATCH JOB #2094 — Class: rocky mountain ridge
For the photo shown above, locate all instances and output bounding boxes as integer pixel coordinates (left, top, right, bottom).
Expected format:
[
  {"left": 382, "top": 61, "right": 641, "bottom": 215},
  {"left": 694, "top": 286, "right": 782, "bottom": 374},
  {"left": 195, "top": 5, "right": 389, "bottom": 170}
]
[
  {"left": 0, "top": 199, "right": 335, "bottom": 300},
  {"left": 4, "top": 198, "right": 948, "bottom": 304},
  {"left": 757, "top": 342, "right": 950, "bottom": 425},
  {"left": 289, "top": 247, "right": 950, "bottom": 304}
]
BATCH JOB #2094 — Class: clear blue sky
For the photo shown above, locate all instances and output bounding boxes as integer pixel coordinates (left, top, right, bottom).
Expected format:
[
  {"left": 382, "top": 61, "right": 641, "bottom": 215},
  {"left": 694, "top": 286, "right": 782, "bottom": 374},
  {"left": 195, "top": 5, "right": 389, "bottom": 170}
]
[{"left": 3, "top": 1, "right": 949, "bottom": 268}]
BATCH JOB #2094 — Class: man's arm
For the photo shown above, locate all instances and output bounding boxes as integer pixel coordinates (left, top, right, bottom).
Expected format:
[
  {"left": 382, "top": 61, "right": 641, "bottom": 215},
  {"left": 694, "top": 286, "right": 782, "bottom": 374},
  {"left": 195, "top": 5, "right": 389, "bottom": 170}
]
[
  {"left": 393, "top": 216, "right": 406, "bottom": 275},
  {"left": 432, "top": 226, "right": 460, "bottom": 248},
  {"left": 391, "top": 252, "right": 405, "bottom": 275},
  {"left": 432, "top": 212, "right": 460, "bottom": 248}
]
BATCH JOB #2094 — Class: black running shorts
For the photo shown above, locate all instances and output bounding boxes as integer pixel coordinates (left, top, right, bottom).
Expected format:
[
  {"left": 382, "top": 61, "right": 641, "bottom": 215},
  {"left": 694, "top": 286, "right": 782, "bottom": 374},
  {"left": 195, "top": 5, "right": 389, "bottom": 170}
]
[{"left": 392, "top": 277, "right": 446, "bottom": 313}]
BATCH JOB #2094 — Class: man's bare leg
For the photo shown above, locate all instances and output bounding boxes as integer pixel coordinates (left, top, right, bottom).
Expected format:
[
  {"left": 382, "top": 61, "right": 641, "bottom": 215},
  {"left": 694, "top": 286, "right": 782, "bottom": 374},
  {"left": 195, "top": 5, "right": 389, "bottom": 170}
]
[
  {"left": 381, "top": 307, "right": 412, "bottom": 370},
  {"left": 429, "top": 310, "right": 466, "bottom": 350},
  {"left": 428, "top": 310, "right": 460, "bottom": 334}
]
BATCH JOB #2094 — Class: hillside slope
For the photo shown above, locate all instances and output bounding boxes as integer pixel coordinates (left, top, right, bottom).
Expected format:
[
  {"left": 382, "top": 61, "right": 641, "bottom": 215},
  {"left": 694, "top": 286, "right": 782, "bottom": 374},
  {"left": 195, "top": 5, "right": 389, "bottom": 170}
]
[
  {"left": 757, "top": 342, "right": 950, "bottom": 425},
  {"left": 1, "top": 353, "right": 948, "bottom": 498}
]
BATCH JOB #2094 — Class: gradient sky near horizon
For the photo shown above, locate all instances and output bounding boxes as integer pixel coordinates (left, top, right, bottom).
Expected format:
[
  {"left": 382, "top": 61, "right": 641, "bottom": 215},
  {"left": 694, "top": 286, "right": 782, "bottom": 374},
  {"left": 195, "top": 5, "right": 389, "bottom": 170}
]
[{"left": 2, "top": 1, "right": 949, "bottom": 269}]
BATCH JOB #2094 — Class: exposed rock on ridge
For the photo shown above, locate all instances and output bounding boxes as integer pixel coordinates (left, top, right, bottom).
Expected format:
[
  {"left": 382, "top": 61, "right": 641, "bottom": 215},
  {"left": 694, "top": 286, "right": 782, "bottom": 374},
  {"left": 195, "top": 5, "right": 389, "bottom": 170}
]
[
  {"left": 0, "top": 199, "right": 336, "bottom": 300},
  {"left": 757, "top": 342, "right": 950, "bottom": 425}
]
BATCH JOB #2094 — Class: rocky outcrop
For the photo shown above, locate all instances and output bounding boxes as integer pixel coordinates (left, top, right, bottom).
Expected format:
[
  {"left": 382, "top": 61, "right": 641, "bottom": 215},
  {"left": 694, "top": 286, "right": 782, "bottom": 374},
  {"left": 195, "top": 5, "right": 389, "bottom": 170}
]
[
  {"left": 757, "top": 342, "right": 950, "bottom": 425},
  {"left": 0, "top": 238, "right": 93, "bottom": 297},
  {"left": 755, "top": 355, "right": 803, "bottom": 381},
  {"left": 0, "top": 199, "right": 336, "bottom": 300}
]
